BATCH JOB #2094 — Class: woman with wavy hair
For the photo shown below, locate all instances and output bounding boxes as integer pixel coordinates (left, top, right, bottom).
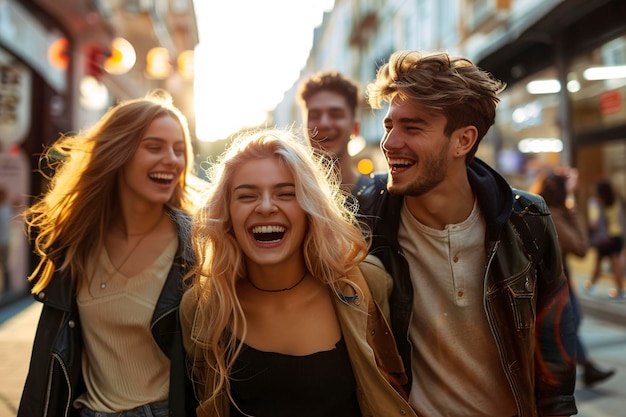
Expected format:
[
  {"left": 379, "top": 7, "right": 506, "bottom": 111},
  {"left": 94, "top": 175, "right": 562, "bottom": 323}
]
[
  {"left": 181, "top": 128, "right": 414, "bottom": 417},
  {"left": 19, "top": 90, "right": 199, "bottom": 417}
]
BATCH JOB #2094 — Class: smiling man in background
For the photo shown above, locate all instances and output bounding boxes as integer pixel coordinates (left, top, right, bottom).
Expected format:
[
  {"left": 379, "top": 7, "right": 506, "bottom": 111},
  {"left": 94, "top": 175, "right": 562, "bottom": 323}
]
[{"left": 298, "top": 71, "right": 374, "bottom": 196}]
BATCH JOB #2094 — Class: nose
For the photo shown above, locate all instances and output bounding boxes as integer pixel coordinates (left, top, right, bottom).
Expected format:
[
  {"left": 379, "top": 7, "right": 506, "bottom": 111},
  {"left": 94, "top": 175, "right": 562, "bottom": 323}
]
[
  {"left": 381, "top": 130, "right": 398, "bottom": 152},
  {"left": 162, "top": 147, "right": 179, "bottom": 165},
  {"left": 318, "top": 112, "right": 332, "bottom": 127},
  {"left": 255, "top": 192, "right": 277, "bottom": 215}
]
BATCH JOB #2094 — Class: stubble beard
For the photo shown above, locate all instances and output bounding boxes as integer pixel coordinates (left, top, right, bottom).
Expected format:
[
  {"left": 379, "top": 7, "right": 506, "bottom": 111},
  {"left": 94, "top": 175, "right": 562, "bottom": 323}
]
[{"left": 387, "top": 145, "right": 449, "bottom": 197}]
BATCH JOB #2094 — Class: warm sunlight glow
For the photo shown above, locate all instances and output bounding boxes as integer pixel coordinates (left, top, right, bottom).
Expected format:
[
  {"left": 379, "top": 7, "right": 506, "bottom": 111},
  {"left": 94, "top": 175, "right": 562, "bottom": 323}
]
[
  {"left": 104, "top": 37, "right": 136, "bottom": 75},
  {"left": 193, "top": 0, "right": 335, "bottom": 142}
]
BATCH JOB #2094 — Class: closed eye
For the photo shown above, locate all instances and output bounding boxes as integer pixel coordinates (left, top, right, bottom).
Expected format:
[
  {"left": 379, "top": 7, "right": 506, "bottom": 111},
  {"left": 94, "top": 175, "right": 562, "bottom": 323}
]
[{"left": 236, "top": 194, "right": 257, "bottom": 201}]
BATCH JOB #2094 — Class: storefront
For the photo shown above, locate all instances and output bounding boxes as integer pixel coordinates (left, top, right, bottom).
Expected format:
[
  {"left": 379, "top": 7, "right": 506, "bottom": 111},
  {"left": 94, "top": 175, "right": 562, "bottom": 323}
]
[
  {"left": 0, "top": 0, "right": 70, "bottom": 298},
  {"left": 570, "top": 34, "right": 626, "bottom": 210},
  {"left": 477, "top": 0, "right": 626, "bottom": 217}
]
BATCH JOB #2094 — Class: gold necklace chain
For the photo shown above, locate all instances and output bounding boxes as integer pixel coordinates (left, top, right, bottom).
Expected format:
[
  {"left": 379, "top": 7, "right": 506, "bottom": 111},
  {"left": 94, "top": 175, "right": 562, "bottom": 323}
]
[{"left": 100, "top": 214, "right": 163, "bottom": 289}]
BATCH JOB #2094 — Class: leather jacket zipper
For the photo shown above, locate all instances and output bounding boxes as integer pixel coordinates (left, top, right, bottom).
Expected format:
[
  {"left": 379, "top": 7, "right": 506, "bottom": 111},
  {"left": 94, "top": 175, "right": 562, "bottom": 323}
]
[
  {"left": 483, "top": 239, "right": 523, "bottom": 416},
  {"left": 46, "top": 352, "right": 72, "bottom": 417}
]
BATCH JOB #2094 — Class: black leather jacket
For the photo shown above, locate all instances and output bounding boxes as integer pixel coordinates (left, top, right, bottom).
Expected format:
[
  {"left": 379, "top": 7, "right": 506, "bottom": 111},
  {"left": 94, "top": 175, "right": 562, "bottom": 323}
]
[
  {"left": 18, "top": 209, "right": 197, "bottom": 417},
  {"left": 357, "top": 159, "right": 577, "bottom": 417}
]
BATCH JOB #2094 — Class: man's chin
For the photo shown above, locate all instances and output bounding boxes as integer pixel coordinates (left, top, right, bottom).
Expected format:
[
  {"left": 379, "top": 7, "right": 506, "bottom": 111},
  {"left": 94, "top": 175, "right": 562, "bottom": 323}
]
[{"left": 387, "top": 181, "right": 404, "bottom": 195}]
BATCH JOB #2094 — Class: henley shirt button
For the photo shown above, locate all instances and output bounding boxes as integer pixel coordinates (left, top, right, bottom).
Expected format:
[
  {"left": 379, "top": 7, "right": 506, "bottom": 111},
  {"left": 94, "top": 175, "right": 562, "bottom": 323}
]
[
  {"left": 68, "top": 320, "right": 76, "bottom": 328},
  {"left": 458, "top": 291, "right": 464, "bottom": 297},
  {"left": 400, "top": 409, "right": 407, "bottom": 415},
  {"left": 453, "top": 256, "right": 459, "bottom": 263}
]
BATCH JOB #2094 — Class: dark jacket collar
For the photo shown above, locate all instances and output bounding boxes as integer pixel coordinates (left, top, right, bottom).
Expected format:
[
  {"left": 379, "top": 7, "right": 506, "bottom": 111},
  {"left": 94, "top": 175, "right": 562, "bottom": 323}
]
[
  {"left": 467, "top": 158, "right": 513, "bottom": 241},
  {"left": 362, "top": 158, "right": 513, "bottom": 243}
]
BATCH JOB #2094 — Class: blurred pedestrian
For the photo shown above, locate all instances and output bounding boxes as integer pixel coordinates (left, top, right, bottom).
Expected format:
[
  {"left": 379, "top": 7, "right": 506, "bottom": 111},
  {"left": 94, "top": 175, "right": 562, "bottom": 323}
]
[
  {"left": 585, "top": 179, "right": 625, "bottom": 299},
  {"left": 358, "top": 50, "right": 577, "bottom": 416},
  {"left": 0, "top": 186, "right": 13, "bottom": 296},
  {"left": 297, "top": 71, "right": 375, "bottom": 196},
  {"left": 532, "top": 167, "right": 616, "bottom": 387},
  {"left": 181, "top": 128, "right": 414, "bottom": 417},
  {"left": 18, "top": 90, "right": 199, "bottom": 417}
]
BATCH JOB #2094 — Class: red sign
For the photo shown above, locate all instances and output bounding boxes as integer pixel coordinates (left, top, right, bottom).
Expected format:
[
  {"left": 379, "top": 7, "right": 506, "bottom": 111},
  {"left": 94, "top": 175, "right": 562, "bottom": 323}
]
[{"left": 600, "top": 90, "right": 622, "bottom": 115}]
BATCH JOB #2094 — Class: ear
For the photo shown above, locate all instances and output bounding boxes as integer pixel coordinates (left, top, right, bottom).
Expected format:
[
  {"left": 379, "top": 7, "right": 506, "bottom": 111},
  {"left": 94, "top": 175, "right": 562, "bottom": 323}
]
[
  {"left": 351, "top": 120, "right": 360, "bottom": 137},
  {"left": 453, "top": 125, "right": 478, "bottom": 158}
]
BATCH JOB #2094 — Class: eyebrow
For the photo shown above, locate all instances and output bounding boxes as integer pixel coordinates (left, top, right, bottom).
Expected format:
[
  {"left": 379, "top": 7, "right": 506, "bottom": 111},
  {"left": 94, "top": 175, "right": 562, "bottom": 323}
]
[
  {"left": 141, "top": 136, "right": 185, "bottom": 144},
  {"left": 384, "top": 116, "right": 429, "bottom": 125},
  {"left": 233, "top": 182, "right": 295, "bottom": 192}
]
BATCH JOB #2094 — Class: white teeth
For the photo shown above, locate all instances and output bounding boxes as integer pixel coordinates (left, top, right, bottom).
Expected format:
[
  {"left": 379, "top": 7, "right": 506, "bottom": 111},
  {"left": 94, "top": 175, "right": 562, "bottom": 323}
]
[
  {"left": 150, "top": 173, "right": 175, "bottom": 180},
  {"left": 388, "top": 158, "right": 413, "bottom": 166},
  {"left": 251, "top": 225, "right": 285, "bottom": 234}
]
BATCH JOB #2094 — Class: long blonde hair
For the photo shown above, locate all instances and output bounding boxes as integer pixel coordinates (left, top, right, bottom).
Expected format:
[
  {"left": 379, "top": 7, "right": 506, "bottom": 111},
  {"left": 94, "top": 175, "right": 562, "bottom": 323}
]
[
  {"left": 25, "top": 90, "right": 195, "bottom": 293},
  {"left": 189, "top": 128, "right": 368, "bottom": 406}
]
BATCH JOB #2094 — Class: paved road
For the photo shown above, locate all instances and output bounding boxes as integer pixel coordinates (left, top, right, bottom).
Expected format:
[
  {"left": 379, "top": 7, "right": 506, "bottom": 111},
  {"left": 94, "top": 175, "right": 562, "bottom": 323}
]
[{"left": 574, "top": 316, "right": 626, "bottom": 417}]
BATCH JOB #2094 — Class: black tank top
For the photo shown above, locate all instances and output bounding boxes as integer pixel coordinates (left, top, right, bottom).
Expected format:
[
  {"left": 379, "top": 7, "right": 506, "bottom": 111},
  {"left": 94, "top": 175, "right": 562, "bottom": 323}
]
[{"left": 229, "top": 338, "right": 361, "bottom": 417}]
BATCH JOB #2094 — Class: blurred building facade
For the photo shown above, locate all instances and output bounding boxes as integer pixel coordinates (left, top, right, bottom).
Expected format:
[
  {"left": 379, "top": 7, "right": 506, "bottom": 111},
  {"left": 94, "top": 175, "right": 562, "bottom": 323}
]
[
  {"left": 272, "top": 0, "right": 625, "bottom": 213},
  {"left": 0, "top": 0, "right": 198, "bottom": 298}
]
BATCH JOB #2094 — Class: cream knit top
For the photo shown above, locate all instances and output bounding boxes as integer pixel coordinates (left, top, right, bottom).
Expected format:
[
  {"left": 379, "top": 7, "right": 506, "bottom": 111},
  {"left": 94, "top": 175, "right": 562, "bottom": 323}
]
[{"left": 74, "top": 239, "right": 177, "bottom": 412}]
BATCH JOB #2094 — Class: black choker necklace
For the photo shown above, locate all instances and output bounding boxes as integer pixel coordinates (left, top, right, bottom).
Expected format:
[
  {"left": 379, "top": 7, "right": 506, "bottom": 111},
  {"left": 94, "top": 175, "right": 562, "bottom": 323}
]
[{"left": 247, "top": 270, "right": 308, "bottom": 293}]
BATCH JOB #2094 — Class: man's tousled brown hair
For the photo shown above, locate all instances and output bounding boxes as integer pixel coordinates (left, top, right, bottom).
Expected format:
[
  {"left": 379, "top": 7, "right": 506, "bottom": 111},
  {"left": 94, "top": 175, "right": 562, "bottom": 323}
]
[{"left": 367, "top": 50, "right": 505, "bottom": 162}]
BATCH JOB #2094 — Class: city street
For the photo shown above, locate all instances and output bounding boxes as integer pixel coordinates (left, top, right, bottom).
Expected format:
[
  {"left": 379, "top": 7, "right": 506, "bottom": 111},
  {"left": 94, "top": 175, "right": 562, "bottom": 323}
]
[
  {"left": 1, "top": 0, "right": 625, "bottom": 415},
  {"left": 574, "top": 316, "right": 626, "bottom": 417}
]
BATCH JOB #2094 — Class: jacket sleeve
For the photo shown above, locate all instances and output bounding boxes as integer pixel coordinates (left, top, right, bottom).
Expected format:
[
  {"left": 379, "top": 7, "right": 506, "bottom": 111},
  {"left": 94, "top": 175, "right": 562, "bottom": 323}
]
[
  {"left": 346, "top": 266, "right": 410, "bottom": 404},
  {"left": 358, "top": 254, "right": 393, "bottom": 320},
  {"left": 18, "top": 304, "right": 58, "bottom": 417},
  {"left": 180, "top": 289, "right": 208, "bottom": 400},
  {"left": 18, "top": 300, "right": 84, "bottom": 417},
  {"left": 551, "top": 206, "right": 589, "bottom": 258},
  {"left": 534, "top": 210, "right": 578, "bottom": 416}
]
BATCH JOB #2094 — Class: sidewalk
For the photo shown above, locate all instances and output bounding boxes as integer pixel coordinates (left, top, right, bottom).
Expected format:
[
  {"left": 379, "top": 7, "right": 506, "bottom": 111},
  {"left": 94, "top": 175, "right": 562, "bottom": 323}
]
[
  {"left": 0, "top": 296, "right": 40, "bottom": 417},
  {"left": 0, "top": 251, "right": 624, "bottom": 416}
]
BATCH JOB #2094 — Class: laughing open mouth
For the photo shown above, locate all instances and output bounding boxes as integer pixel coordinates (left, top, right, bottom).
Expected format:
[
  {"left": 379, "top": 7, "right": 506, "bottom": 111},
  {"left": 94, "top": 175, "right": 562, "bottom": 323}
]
[
  {"left": 149, "top": 173, "right": 175, "bottom": 184},
  {"left": 388, "top": 158, "right": 415, "bottom": 169},
  {"left": 250, "top": 225, "right": 286, "bottom": 242}
]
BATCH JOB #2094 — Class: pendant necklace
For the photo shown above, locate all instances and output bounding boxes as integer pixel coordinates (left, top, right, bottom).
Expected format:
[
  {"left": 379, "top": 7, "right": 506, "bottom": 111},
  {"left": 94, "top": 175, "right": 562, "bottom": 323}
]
[
  {"left": 100, "top": 214, "right": 163, "bottom": 289},
  {"left": 246, "top": 270, "right": 308, "bottom": 293}
]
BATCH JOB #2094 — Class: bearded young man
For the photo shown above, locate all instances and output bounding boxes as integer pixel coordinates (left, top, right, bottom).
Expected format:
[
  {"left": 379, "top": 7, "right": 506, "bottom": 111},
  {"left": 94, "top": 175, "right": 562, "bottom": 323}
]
[{"left": 357, "top": 50, "right": 577, "bottom": 417}]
